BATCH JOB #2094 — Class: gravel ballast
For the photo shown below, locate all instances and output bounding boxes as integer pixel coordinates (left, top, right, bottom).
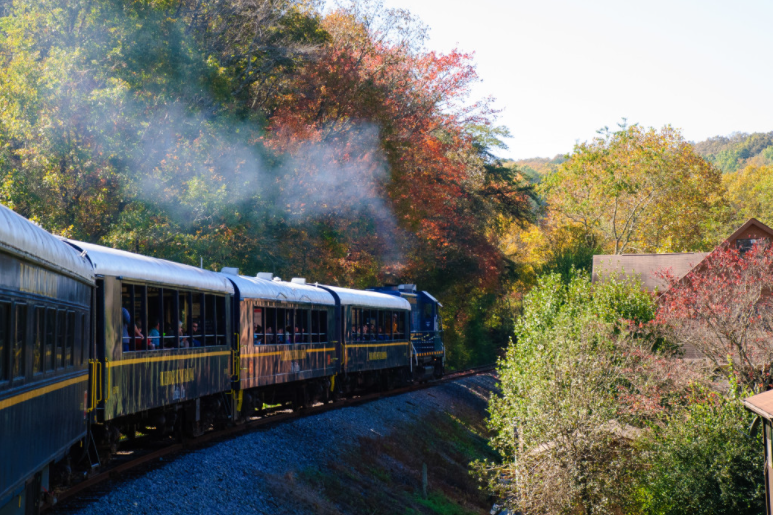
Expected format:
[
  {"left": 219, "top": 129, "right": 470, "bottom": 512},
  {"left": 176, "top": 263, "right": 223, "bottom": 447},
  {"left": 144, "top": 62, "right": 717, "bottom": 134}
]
[{"left": 55, "top": 374, "right": 497, "bottom": 515}]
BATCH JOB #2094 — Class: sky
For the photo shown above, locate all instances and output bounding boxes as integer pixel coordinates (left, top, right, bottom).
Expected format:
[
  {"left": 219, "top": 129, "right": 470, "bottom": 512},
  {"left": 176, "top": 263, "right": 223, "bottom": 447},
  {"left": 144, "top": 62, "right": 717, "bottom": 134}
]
[{"left": 379, "top": 0, "right": 773, "bottom": 160}]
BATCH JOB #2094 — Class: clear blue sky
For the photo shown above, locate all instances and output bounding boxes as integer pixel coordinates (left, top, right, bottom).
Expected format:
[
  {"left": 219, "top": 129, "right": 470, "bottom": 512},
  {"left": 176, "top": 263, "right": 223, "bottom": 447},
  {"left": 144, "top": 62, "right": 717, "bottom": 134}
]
[{"left": 379, "top": 0, "right": 773, "bottom": 160}]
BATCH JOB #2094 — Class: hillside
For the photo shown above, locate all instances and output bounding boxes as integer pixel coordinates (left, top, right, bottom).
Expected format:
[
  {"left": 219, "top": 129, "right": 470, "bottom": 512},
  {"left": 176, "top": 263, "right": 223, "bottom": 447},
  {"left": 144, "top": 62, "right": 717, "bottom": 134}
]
[
  {"left": 692, "top": 132, "right": 773, "bottom": 173},
  {"left": 505, "top": 155, "right": 566, "bottom": 183},
  {"left": 511, "top": 131, "right": 773, "bottom": 176}
]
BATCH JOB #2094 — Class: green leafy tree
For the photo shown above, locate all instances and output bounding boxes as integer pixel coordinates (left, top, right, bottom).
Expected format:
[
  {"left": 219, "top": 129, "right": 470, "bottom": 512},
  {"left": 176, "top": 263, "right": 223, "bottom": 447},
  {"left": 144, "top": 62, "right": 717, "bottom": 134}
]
[
  {"left": 543, "top": 124, "right": 728, "bottom": 254},
  {"left": 476, "top": 272, "right": 659, "bottom": 515},
  {"left": 633, "top": 386, "right": 764, "bottom": 515}
]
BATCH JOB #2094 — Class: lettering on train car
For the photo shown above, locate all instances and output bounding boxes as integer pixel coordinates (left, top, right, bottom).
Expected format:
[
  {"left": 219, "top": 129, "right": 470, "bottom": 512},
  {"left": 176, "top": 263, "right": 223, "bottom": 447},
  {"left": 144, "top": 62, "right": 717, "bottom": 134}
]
[
  {"left": 160, "top": 368, "right": 195, "bottom": 386},
  {"left": 281, "top": 349, "right": 307, "bottom": 361},
  {"left": 368, "top": 351, "right": 387, "bottom": 361},
  {"left": 19, "top": 263, "right": 58, "bottom": 298}
]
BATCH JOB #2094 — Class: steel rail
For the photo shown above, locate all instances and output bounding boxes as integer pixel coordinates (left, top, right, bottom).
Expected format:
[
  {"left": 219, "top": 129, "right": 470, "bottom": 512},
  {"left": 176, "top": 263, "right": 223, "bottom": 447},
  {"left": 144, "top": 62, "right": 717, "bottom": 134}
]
[{"left": 43, "top": 364, "right": 496, "bottom": 512}]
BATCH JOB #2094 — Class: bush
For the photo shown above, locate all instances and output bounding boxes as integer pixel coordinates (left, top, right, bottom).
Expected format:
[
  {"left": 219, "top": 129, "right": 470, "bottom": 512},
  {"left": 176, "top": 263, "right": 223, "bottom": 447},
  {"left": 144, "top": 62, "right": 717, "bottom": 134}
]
[
  {"left": 633, "top": 387, "right": 765, "bottom": 515},
  {"left": 476, "top": 272, "right": 657, "bottom": 515}
]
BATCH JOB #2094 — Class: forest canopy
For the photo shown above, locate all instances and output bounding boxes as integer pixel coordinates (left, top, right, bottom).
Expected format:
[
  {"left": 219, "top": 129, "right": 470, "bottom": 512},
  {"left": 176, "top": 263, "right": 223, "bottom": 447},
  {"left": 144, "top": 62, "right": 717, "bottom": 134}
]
[{"left": 0, "top": 0, "right": 535, "bottom": 368}]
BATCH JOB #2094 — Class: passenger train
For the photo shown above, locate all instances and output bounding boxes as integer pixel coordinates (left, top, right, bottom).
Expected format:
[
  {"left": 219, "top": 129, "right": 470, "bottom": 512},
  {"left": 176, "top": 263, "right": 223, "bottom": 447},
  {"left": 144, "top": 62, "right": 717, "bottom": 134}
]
[{"left": 0, "top": 204, "right": 444, "bottom": 515}]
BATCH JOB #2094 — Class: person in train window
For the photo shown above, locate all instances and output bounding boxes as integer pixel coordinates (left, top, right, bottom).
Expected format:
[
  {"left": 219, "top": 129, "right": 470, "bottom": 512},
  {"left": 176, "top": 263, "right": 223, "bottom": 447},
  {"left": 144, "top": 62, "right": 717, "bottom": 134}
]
[
  {"left": 276, "top": 327, "right": 285, "bottom": 344},
  {"left": 179, "top": 321, "right": 189, "bottom": 348},
  {"left": 191, "top": 321, "right": 203, "bottom": 347},
  {"left": 122, "top": 307, "right": 131, "bottom": 352},
  {"left": 361, "top": 324, "right": 370, "bottom": 341},
  {"left": 148, "top": 318, "right": 161, "bottom": 350},
  {"left": 285, "top": 326, "right": 294, "bottom": 344},
  {"left": 266, "top": 327, "right": 274, "bottom": 344},
  {"left": 254, "top": 325, "right": 263, "bottom": 345},
  {"left": 377, "top": 326, "right": 385, "bottom": 341},
  {"left": 294, "top": 325, "right": 302, "bottom": 343}
]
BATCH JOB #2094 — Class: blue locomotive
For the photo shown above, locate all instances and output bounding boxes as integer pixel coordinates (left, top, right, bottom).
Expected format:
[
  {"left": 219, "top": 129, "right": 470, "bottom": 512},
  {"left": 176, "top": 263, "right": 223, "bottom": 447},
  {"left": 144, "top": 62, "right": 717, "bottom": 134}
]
[{"left": 0, "top": 204, "right": 445, "bottom": 515}]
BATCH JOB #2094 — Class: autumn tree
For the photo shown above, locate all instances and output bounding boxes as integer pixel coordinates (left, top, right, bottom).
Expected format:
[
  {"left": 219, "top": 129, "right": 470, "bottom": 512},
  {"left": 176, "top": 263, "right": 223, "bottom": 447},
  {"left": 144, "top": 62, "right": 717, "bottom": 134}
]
[
  {"left": 266, "top": 2, "right": 536, "bottom": 364},
  {"left": 656, "top": 242, "right": 773, "bottom": 390},
  {"left": 543, "top": 124, "right": 728, "bottom": 254},
  {"left": 476, "top": 272, "right": 691, "bottom": 515},
  {"left": 724, "top": 164, "right": 773, "bottom": 228}
]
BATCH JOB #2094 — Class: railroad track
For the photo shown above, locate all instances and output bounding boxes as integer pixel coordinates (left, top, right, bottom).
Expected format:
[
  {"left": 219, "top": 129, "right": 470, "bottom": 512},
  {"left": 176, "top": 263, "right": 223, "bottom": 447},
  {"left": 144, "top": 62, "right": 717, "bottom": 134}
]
[{"left": 44, "top": 364, "right": 496, "bottom": 512}]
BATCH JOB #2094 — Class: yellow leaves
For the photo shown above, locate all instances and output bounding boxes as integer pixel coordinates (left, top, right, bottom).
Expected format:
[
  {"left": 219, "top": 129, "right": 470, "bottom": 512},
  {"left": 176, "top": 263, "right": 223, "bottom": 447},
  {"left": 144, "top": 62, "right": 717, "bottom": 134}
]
[{"left": 543, "top": 125, "right": 727, "bottom": 254}]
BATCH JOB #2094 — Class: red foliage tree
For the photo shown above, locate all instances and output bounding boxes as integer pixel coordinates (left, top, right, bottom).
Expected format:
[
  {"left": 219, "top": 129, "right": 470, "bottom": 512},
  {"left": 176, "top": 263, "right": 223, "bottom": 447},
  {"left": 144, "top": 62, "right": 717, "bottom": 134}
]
[
  {"left": 265, "top": 7, "right": 533, "bottom": 290},
  {"left": 655, "top": 242, "right": 773, "bottom": 390}
]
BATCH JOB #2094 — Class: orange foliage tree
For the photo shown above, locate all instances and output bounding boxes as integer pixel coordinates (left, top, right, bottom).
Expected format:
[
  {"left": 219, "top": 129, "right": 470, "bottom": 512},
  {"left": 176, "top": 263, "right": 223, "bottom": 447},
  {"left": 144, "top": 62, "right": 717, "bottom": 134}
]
[{"left": 265, "top": 5, "right": 535, "bottom": 363}]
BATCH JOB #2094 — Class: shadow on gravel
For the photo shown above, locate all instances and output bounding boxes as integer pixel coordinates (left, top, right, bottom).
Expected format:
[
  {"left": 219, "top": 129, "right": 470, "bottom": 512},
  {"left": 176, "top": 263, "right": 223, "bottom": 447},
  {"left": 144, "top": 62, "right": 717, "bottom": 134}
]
[{"left": 258, "top": 396, "right": 497, "bottom": 515}]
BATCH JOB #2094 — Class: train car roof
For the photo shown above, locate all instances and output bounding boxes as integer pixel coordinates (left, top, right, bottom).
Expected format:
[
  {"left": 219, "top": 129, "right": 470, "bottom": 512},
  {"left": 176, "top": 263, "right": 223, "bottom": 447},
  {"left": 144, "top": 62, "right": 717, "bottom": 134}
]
[
  {"left": 224, "top": 274, "right": 335, "bottom": 306},
  {"left": 0, "top": 204, "right": 93, "bottom": 283},
  {"left": 323, "top": 285, "right": 411, "bottom": 310},
  {"left": 64, "top": 240, "right": 234, "bottom": 294}
]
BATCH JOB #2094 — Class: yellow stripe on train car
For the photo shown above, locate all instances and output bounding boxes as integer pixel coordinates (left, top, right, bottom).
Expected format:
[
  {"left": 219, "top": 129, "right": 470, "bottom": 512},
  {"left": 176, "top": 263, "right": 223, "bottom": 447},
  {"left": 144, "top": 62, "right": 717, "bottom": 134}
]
[
  {"left": 0, "top": 374, "right": 88, "bottom": 412},
  {"left": 112, "top": 350, "right": 231, "bottom": 367}
]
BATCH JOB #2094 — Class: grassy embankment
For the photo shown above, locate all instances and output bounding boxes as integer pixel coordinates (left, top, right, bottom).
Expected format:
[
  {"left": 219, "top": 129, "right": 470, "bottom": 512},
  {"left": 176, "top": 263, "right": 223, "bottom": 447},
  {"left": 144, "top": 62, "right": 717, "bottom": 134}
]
[{"left": 259, "top": 400, "right": 497, "bottom": 514}]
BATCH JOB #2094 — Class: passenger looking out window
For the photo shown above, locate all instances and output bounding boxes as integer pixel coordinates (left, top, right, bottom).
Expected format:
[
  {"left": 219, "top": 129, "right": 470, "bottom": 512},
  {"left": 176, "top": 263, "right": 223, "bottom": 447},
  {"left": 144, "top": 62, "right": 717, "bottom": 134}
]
[
  {"left": 191, "top": 321, "right": 202, "bottom": 347},
  {"left": 148, "top": 319, "right": 161, "bottom": 349}
]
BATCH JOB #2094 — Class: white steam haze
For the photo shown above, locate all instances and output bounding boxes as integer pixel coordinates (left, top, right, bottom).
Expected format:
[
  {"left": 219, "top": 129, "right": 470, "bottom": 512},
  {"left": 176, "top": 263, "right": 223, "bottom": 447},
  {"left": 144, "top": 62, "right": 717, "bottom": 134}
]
[{"left": 132, "top": 104, "right": 402, "bottom": 260}]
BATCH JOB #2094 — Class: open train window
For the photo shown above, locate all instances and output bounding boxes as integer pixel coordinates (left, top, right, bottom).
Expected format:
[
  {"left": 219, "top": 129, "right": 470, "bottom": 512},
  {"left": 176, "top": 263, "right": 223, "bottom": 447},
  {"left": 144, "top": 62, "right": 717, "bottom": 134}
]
[
  {"left": 395, "top": 311, "right": 406, "bottom": 340},
  {"left": 147, "top": 287, "right": 162, "bottom": 350},
  {"left": 204, "top": 294, "right": 216, "bottom": 346},
  {"left": 216, "top": 296, "right": 226, "bottom": 346},
  {"left": 14, "top": 304, "right": 27, "bottom": 379},
  {"left": 253, "top": 307, "right": 264, "bottom": 345},
  {"left": 317, "top": 310, "right": 328, "bottom": 344},
  {"left": 45, "top": 308, "right": 55, "bottom": 370},
  {"left": 33, "top": 307, "right": 43, "bottom": 374},
  {"left": 0, "top": 302, "right": 9, "bottom": 382},
  {"left": 263, "top": 307, "right": 274, "bottom": 344},
  {"left": 56, "top": 310, "right": 65, "bottom": 369},
  {"left": 191, "top": 294, "right": 203, "bottom": 347},
  {"left": 179, "top": 292, "right": 191, "bottom": 348},
  {"left": 296, "top": 309, "right": 309, "bottom": 343},
  {"left": 80, "top": 313, "right": 88, "bottom": 364},
  {"left": 162, "top": 289, "right": 177, "bottom": 349},
  {"left": 66, "top": 311, "right": 75, "bottom": 367}
]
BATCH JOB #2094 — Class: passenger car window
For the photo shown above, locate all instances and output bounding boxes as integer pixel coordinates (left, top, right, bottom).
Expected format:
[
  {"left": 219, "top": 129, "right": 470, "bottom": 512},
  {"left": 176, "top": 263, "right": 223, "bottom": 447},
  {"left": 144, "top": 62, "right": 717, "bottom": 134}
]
[
  {"left": 14, "top": 304, "right": 27, "bottom": 378},
  {"left": 80, "top": 313, "right": 89, "bottom": 364},
  {"left": 66, "top": 311, "right": 75, "bottom": 367},
  {"left": 45, "top": 308, "right": 55, "bottom": 370},
  {"left": 33, "top": 307, "right": 43, "bottom": 374},
  {"left": 0, "top": 302, "right": 9, "bottom": 381},
  {"left": 56, "top": 310, "right": 65, "bottom": 369}
]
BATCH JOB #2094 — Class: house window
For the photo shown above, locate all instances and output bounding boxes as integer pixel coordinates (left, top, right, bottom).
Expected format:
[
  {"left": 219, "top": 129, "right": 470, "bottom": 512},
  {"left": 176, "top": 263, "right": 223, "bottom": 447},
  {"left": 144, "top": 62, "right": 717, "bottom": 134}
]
[{"left": 736, "top": 238, "right": 768, "bottom": 254}]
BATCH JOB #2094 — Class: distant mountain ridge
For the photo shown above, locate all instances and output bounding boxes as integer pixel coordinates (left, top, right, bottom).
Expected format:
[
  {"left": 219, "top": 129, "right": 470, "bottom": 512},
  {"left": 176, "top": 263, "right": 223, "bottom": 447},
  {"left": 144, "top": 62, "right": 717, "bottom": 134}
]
[
  {"left": 692, "top": 132, "right": 773, "bottom": 173},
  {"left": 510, "top": 132, "right": 773, "bottom": 175}
]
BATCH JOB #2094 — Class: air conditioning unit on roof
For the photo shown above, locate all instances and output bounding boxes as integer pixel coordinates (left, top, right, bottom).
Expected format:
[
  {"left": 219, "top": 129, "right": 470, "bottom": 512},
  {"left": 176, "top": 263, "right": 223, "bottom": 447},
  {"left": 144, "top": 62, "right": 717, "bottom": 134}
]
[{"left": 256, "top": 272, "right": 273, "bottom": 280}]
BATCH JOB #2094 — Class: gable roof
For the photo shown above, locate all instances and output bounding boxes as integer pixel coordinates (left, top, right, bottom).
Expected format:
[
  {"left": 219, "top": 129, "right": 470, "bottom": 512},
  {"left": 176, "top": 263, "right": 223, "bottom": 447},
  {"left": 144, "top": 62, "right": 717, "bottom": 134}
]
[
  {"left": 592, "top": 253, "right": 709, "bottom": 292},
  {"left": 592, "top": 218, "right": 773, "bottom": 292},
  {"left": 722, "top": 217, "right": 773, "bottom": 245}
]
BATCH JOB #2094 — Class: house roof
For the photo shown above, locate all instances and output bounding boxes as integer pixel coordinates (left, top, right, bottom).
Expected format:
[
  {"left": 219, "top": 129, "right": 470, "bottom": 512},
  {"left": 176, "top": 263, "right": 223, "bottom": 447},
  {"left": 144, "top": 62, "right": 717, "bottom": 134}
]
[
  {"left": 743, "top": 390, "right": 773, "bottom": 421},
  {"left": 592, "top": 218, "right": 773, "bottom": 292},
  {"left": 592, "top": 253, "right": 709, "bottom": 292},
  {"left": 724, "top": 217, "right": 773, "bottom": 244}
]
